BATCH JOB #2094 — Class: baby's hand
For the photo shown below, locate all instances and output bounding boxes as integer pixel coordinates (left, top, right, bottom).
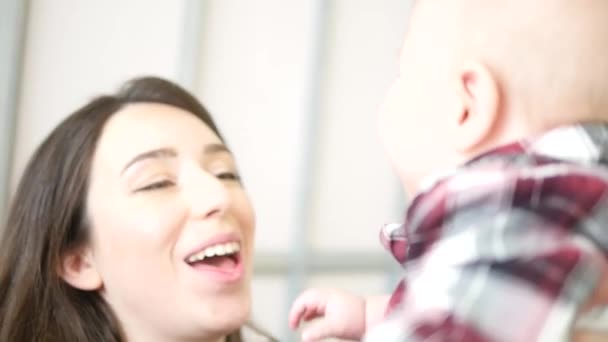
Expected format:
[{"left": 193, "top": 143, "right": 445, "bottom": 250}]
[{"left": 289, "top": 288, "right": 365, "bottom": 341}]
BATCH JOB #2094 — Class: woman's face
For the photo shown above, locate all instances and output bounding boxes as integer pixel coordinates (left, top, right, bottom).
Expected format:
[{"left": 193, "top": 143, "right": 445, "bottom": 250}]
[{"left": 85, "top": 103, "right": 255, "bottom": 341}]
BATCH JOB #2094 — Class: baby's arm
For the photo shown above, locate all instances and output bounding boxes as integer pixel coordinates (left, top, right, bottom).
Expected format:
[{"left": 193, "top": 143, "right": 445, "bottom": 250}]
[
  {"left": 289, "top": 289, "right": 390, "bottom": 341},
  {"left": 365, "top": 295, "right": 391, "bottom": 330}
]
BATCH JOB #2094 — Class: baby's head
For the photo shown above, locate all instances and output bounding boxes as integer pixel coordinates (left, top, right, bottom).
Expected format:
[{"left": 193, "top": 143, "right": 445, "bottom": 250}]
[{"left": 379, "top": 0, "right": 608, "bottom": 194}]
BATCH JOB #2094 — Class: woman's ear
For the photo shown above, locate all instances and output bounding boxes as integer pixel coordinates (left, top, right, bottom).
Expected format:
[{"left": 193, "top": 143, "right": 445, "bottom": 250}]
[
  {"left": 59, "top": 247, "right": 103, "bottom": 290},
  {"left": 452, "top": 61, "right": 501, "bottom": 152}
]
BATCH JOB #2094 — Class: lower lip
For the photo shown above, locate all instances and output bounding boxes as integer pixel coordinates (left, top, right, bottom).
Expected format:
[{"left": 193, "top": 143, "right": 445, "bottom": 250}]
[{"left": 187, "top": 254, "right": 245, "bottom": 283}]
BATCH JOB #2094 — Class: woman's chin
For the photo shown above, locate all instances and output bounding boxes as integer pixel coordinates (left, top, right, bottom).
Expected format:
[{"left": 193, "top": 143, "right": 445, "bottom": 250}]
[{"left": 192, "top": 292, "right": 251, "bottom": 333}]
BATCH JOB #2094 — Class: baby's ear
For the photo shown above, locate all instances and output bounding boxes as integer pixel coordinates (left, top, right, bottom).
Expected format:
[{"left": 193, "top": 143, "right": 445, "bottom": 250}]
[
  {"left": 59, "top": 246, "right": 103, "bottom": 291},
  {"left": 452, "top": 61, "right": 501, "bottom": 152}
]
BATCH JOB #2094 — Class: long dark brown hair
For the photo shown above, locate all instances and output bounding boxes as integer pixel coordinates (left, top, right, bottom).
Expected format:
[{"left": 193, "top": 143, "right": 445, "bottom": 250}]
[{"left": 0, "top": 77, "right": 263, "bottom": 341}]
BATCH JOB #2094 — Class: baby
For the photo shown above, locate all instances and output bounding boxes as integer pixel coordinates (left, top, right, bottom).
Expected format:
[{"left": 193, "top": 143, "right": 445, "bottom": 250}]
[{"left": 290, "top": 0, "right": 608, "bottom": 341}]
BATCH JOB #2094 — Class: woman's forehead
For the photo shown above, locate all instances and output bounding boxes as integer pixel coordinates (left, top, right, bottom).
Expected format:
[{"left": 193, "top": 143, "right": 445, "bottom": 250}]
[{"left": 92, "top": 103, "right": 223, "bottom": 172}]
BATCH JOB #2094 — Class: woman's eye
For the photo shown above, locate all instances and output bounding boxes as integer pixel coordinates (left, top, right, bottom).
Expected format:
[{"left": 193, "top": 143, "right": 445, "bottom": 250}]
[
  {"left": 136, "top": 180, "right": 175, "bottom": 192},
  {"left": 216, "top": 172, "right": 241, "bottom": 182}
]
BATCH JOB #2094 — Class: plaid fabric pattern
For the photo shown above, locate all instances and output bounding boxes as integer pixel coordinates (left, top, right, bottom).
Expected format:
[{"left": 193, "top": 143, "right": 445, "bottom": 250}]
[{"left": 369, "top": 124, "right": 608, "bottom": 341}]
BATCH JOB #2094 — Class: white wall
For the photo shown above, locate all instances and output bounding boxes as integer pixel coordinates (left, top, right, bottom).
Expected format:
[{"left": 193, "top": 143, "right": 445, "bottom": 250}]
[{"left": 9, "top": 1, "right": 411, "bottom": 340}]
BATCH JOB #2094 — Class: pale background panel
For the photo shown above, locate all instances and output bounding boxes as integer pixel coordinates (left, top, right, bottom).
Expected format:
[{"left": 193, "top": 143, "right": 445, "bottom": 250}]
[
  {"left": 11, "top": 0, "right": 186, "bottom": 191},
  {"left": 196, "top": 0, "right": 322, "bottom": 253},
  {"left": 310, "top": 0, "right": 410, "bottom": 252},
  {"left": 250, "top": 275, "right": 288, "bottom": 339}
]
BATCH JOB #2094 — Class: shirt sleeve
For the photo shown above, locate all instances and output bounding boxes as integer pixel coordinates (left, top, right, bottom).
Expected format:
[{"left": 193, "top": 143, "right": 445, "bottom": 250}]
[{"left": 380, "top": 223, "right": 408, "bottom": 265}]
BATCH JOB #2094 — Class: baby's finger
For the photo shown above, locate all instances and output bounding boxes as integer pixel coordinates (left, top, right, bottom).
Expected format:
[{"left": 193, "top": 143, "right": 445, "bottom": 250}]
[
  {"left": 288, "top": 290, "right": 324, "bottom": 328},
  {"left": 290, "top": 302, "right": 324, "bottom": 328},
  {"left": 288, "top": 303, "right": 306, "bottom": 329},
  {"left": 301, "top": 307, "right": 318, "bottom": 322}
]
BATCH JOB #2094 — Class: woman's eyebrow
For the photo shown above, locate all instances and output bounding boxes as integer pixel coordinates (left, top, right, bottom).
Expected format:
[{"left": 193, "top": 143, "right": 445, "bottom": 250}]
[
  {"left": 204, "top": 143, "right": 232, "bottom": 156},
  {"left": 121, "top": 148, "right": 177, "bottom": 175}
]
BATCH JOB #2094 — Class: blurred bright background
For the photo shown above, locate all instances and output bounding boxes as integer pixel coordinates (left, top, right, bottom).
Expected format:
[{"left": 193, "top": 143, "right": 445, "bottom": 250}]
[{"left": 0, "top": 1, "right": 412, "bottom": 340}]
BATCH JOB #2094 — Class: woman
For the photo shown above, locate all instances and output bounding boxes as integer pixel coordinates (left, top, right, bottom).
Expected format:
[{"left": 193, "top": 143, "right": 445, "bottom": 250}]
[{"left": 0, "top": 77, "right": 274, "bottom": 342}]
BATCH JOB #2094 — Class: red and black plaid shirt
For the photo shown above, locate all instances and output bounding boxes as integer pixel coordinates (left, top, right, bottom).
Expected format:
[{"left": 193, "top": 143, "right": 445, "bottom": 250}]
[{"left": 367, "top": 124, "right": 608, "bottom": 341}]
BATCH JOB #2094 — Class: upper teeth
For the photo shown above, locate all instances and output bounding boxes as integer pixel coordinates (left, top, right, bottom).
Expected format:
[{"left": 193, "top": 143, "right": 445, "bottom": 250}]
[{"left": 186, "top": 242, "right": 240, "bottom": 263}]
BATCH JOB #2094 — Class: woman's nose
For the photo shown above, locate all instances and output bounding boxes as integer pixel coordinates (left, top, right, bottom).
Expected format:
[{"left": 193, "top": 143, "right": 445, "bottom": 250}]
[{"left": 184, "top": 168, "right": 230, "bottom": 220}]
